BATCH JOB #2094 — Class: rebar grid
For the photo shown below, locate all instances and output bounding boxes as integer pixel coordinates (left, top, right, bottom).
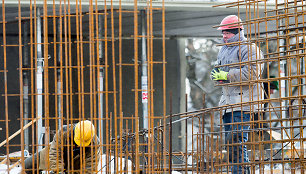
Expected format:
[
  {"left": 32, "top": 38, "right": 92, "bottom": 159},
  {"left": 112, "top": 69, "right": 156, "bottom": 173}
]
[
  {"left": 207, "top": 0, "right": 306, "bottom": 173},
  {"left": 0, "top": 0, "right": 166, "bottom": 173},
  {"left": 0, "top": 0, "right": 305, "bottom": 174}
]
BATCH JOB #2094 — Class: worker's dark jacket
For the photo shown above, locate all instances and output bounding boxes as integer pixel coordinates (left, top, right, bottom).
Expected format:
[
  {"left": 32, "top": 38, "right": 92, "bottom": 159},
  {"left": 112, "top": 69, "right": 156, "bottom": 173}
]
[
  {"left": 217, "top": 30, "right": 264, "bottom": 114},
  {"left": 25, "top": 124, "right": 100, "bottom": 174}
]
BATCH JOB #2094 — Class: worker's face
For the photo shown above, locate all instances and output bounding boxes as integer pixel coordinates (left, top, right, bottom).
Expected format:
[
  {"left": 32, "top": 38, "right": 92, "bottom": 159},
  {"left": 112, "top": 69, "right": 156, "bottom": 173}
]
[{"left": 222, "top": 31, "right": 235, "bottom": 43}]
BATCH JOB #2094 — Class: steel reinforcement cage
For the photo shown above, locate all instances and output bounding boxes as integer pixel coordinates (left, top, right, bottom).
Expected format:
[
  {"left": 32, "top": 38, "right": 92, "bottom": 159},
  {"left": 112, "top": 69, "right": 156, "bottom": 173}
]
[{"left": 0, "top": 0, "right": 306, "bottom": 174}]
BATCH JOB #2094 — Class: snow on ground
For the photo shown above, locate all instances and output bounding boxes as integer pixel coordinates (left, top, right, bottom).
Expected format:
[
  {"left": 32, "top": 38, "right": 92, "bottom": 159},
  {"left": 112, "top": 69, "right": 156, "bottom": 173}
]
[
  {"left": 0, "top": 150, "right": 28, "bottom": 174},
  {"left": 96, "top": 155, "right": 182, "bottom": 174},
  {"left": 0, "top": 164, "right": 22, "bottom": 174},
  {"left": 97, "top": 154, "right": 132, "bottom": 174},
  {"left": 254, "top": 163, "right": 302, "bottom": 174}
]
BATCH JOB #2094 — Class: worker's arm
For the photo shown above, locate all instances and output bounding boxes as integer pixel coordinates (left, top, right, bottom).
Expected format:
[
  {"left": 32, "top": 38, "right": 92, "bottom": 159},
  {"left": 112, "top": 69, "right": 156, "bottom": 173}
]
[
  {"left": 228, "top": 44, "right": 263, "bottom": 82},
  {"left": 24, "top": 150, "right": 41, "bottom": 173},
  {"left": 48, "top": 127, "right": 66, "bottom": 172},
  {"left": 84, "top": 137, "right": 100, "bottom": 174}
]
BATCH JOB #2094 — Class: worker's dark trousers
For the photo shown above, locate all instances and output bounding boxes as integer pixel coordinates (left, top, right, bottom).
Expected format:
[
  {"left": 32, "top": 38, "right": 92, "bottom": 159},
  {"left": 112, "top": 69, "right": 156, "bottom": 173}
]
[
  {"left": 24, "top": 148, "right": 47, "bottom": 174},
  {"left": 24, "top": 151, "right": 40, "bottom": 174},
  {"left": 223, "top": 111, "right": 250, "bottom": 174}
]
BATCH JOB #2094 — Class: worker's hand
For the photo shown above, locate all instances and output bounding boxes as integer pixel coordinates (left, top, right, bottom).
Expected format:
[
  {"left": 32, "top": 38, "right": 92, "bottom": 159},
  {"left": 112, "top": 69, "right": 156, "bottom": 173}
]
[{"left": 211, "top": 68, "right": 228, "bottom": 81}]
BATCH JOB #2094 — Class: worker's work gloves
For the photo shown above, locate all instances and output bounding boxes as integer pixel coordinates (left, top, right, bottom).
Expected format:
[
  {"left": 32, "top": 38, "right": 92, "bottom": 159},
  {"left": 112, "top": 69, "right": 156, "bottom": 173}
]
[{"left": 211, "top": 68, "right": 228, "bottom": 81}]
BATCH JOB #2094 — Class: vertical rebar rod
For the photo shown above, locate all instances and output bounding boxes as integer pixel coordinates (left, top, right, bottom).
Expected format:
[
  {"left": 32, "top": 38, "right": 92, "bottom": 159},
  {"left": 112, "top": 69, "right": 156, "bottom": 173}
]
[
  {"left": 88, "top": 0, "right": 97, "bottom": 172},
  {"left": 43, "top": 0, "right": 50, "bottom": 169},
  {"left": 162, "top": 0, "right": 167, "bottom": 172},
  {"left": 145, "top": 1, "right": 151, "bottom": 173},
  {"left": 75, "top": 0, "right": 81, "bottom": 124},
  {"left": 52, "top": 0, "right": 58, "bottom": 141},
  {"left": 210, "top": 111, "right": 214, "bottom": 174},
  {"left": 118, "top": 0, "right": 124, "bottom": 173},
  {"left": 51, "top": 6, "right": 59, "bottom": 170},
  {"left": 29, "top": 0, "right": 36, "bottom": 169},
  {"left": 103, "top": 0, "right": 110, "bottom": 172},
  {"left": 110, "top": 0, "right": 119, "bottom": 171},
  {"left": 197, "top": 121, "right": 200, "bottom": 173},
  {"left": 18, "top": 0, "right": 25, "bottom": 171},
  {"left": 134, "top": 0, "right": 140, "bottom": 173},
  {"left": 58, "top": 0, "right": 65, "bottom": 169},
  {"left": 1, "top": 1, "right": 9, "bottom": 169},
  {"left": 191, "top": 117, "right": 194, "bottom": 173},
  {"left": 62, "top": 0, "right": 71, "bottom": 170},
  {"left": 201, "top": 94, "right": 205, "bottom": 173},
  {"left": 67, "top": 0, "right": 74, "bottom": 171},
  {"left": 185, "top": 94, "right": 188, "bottom": 174},
  {"left": 80, "top": 0, "right": 87, "bottom": 170}
]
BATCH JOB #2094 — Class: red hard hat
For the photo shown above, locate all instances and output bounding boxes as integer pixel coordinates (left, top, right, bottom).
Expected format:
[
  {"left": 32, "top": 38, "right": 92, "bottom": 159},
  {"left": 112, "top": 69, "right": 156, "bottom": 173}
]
[{"left": 217, "top": 15, "right": 244, "bottom": 30}]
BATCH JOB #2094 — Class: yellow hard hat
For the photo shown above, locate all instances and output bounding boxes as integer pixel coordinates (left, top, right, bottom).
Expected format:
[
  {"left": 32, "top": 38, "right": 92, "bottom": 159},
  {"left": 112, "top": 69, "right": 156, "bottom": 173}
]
[{"left": 74, "top": 120, "right": 95, "bottom": 147}]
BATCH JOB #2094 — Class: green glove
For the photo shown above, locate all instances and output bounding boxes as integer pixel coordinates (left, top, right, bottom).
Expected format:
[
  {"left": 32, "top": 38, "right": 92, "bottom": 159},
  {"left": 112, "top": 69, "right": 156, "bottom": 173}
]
[{"left": 211, "top": 68, "right": 228, "bottom": 81}]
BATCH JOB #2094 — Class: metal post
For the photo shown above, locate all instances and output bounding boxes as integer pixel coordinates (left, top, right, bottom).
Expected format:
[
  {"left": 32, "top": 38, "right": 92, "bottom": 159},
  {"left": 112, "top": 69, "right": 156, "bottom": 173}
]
[
  {"left": 141, "top": 10, "right": 148, "bottom": 131},
  {"left": 98, "top": 15, "right": 104, "bottom": 147},
  {"left": 23, "top": 21, "right": 29, "bottom": 151},
  {"left": 57, "top": 19, "right": 62, "bottom": 128},
  {"left": 169, "top": 92, "right": 173, "bottom": 173},
  {"left": 141, "top": 11, "right": 149, "bottom": 173},
  {"left": 301, "top": 47, "right": 304, "bottom": 95},
  {"left": 36, "top": 8, "right": 44, "bottom": 151},
  {"left": 279, "top": 18, "right": 288, "bottom": 126}
]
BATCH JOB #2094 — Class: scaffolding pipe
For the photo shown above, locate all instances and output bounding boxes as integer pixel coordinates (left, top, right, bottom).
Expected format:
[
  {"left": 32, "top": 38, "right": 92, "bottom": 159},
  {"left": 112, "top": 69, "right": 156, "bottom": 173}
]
[
  {"left": 57, "top": 19, "right": 62, "bottom": 128},
  {"left": 301, "top": 48, "right": 304, "bottom": 95},
  {"left": 23, "top": 21, "right": 29, "bottom": 151},
  {"left": 36, "top": 7, "right": 44, "bottom": 152},
  {"left": 279, "top": 17, "right": 288, "bottom": 127},
  {"left": 141, "top": 10, "right": 148, "bottom": 173},
  {"left": 141, "top": 10, "right": 148, "bottom": 131},
  {"left": 98, "top": 14, "right": 104, "bottom": 147}
]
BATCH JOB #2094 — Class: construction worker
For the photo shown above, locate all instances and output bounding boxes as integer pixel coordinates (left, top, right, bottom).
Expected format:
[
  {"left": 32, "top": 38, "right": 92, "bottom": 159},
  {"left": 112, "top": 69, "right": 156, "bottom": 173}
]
[
  {"left": 211, "top": 15, "right": 263, "bottom": 174},
  {"left": 24, "top": 120, "right": 100, "bottom": 174}
]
